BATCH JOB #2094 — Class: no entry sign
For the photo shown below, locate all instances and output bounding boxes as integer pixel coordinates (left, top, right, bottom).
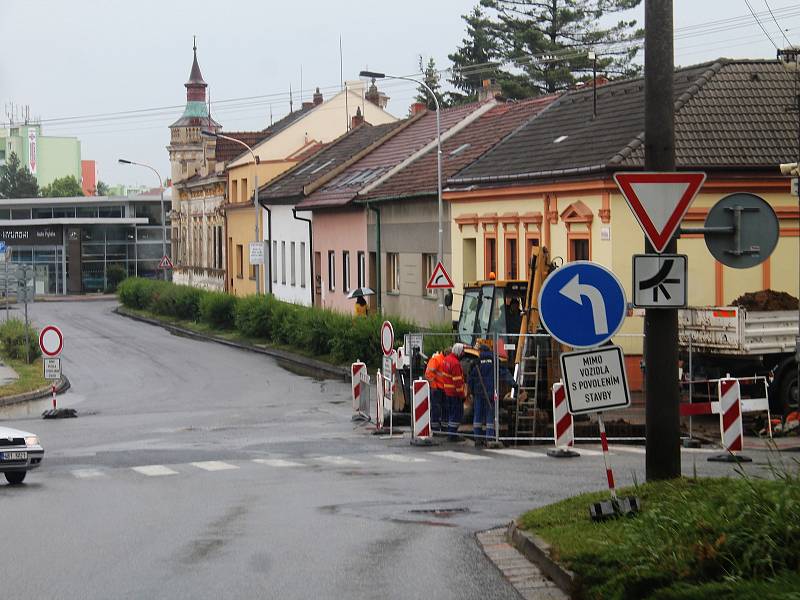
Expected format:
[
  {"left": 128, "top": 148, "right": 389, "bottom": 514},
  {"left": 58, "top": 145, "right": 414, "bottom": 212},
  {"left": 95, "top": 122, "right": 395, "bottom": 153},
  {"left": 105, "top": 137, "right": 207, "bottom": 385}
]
[
  {"left": 39, "top": 325, "right": 63, "bottom": 357},
  {"left": 380, "top": 321, "right": 394, "bottom": 356}
]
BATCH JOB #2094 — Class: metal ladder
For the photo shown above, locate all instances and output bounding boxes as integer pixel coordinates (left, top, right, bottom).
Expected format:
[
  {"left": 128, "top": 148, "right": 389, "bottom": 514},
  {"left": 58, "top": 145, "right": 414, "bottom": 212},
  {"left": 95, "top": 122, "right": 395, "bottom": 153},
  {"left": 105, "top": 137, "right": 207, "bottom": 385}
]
[{"left": 512, "top": 337, "right": 540, "bottom": 443}]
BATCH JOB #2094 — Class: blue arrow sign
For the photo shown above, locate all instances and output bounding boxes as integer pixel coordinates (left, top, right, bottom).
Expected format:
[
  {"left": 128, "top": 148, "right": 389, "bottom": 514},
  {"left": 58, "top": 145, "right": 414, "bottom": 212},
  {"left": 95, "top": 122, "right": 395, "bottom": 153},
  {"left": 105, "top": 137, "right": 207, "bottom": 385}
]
[
  {"left": 538, "top": 261, "right": 627, "bottom": 348},
  {"left": 0, "top": 242, "right": 6, "bottom": 254}
]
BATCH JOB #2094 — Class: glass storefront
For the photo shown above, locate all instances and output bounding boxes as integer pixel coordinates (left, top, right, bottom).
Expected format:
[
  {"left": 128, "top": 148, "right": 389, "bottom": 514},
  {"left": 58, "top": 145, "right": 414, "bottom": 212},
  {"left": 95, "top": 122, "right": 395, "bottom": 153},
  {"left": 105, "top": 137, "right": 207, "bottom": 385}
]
[{"left": 7, "top": 246, "right": 65, "bottom": 295}]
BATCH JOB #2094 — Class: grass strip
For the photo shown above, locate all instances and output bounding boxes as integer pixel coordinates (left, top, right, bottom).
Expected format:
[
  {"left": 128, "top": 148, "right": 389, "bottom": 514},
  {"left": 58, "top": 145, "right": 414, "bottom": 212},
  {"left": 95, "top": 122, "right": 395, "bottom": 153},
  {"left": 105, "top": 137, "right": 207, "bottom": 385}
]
[
  {"left": 0, "top": 357, "right": 48, "bottom": 398},
  {"left": 519, "top": 472, "right": 800, "bottom": 599}
]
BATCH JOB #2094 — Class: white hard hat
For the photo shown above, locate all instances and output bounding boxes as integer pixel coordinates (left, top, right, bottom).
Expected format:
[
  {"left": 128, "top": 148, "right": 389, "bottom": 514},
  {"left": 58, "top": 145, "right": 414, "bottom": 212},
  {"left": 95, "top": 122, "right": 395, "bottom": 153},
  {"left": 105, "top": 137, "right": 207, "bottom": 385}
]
[{"left": 451, "top": 343, "right": 464, "bottom": 357}]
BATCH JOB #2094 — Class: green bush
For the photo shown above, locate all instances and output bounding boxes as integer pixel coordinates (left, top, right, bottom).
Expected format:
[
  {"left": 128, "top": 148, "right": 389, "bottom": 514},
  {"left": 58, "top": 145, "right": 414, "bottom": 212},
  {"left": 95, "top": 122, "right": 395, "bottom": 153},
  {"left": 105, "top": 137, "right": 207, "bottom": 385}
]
[
  {"left": 199, "top": 292, "right": 237, "bottom": 329},
  {"left": 0, "top": 319, "right": 41, "bottom": 363},
  {"left": 171, "top": 285, "right": 202, "bottom": 320},
  {"left": 105, "top": 264, "right": 128, "bottom": 293},
  {"left": 118, "top": 277, "right": 163, "bottom": 310},
  {"left": 234, "top": 295, "right": 273, "bottom": 338}
]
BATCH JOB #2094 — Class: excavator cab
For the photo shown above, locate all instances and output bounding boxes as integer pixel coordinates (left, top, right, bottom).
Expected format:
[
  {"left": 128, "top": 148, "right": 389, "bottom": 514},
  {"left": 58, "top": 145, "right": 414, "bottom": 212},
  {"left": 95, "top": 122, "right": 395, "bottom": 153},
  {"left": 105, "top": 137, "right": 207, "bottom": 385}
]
[{"left": 456, "top": 280, "right": 528, "bottom": 348}]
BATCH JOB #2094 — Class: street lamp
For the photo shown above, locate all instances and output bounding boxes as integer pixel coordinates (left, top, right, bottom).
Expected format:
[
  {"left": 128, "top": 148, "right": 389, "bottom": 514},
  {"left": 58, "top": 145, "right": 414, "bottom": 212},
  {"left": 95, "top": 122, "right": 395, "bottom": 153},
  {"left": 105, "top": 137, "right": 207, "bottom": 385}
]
[
  {"left": 201, "top": 130, "right": 267, "bottom": 295},
  {"left": 359, "top": 70, "right": 445, "bottom": 321},
  {"left": 118, "top": 158, "right": 168, "bottom": 281}
]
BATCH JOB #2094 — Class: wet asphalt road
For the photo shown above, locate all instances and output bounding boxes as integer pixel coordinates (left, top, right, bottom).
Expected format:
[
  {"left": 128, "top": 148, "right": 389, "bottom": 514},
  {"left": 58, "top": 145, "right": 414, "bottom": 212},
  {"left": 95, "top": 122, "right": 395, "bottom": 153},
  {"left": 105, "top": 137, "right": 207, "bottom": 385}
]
[{"left": 0, "top": 300, "right": 777, "bottom": 599}]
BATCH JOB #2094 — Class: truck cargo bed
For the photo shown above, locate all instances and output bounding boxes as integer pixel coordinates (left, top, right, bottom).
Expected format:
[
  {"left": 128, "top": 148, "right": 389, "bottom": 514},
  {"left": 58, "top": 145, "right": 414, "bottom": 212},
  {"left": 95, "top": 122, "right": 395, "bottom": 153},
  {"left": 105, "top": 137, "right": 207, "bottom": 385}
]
[{"left": 678, "top": 307, "right": 798, "bottom": 355}]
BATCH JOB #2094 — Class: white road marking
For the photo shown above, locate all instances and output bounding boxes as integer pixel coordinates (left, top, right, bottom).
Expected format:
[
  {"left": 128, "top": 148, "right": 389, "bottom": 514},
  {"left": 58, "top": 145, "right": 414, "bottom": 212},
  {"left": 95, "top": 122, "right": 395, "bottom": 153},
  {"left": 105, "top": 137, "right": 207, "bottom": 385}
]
[
  {"left": 431, "top": 450, "right": 491, "bottom": 461},
  {"left": 72, "top": 468, "right": 105, "bottom": 479},
  {"left": 573, "top": 447, "right": 603, "bottom": 456},
  {"left": 376, "top": 454, "right": 428, "bottom": 463},
  {"left": 315, "top": 456, "right": 362, "bottom": 466},
  {"left": 132, "top": 465, "right": 178, "bottom": 476},
  {"left": 681, "top": 447, "right": 719, "bottom": 454},
  {"left": 610, "top": 446, "right": 647, "bottom": 455},
  {"left": 252, "top": 458, "right": 305, "bottom": 468},
  {"left": 191, "top": 461, "right": 239, "bottom": 471},
  {"left": 484, "top": 449, "right": 547, "bottom": 458}
]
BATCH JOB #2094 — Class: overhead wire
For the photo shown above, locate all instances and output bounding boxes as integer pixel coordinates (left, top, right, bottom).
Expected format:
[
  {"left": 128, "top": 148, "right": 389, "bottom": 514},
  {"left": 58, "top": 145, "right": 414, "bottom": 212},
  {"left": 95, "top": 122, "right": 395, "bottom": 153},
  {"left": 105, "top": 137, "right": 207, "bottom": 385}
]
[
  {"left": 763, "top": 0, "right": 795, "bottom": 47},
  {"left": 743, "top": 0, "right": 780, "bottom": 49}
]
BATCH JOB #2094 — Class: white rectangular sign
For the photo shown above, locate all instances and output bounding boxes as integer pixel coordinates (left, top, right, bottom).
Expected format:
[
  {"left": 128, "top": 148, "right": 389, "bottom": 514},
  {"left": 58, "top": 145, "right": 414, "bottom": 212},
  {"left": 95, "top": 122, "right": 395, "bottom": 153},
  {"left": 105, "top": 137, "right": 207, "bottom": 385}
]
[
  {"left": 381, "top": 353, "right": 394, "bottom": 412},
  {"left": 43, "top": 357, "right": 61, "bottom": 380},
  {"left": 560, "top": 345, "right": 630, "bottom": 415},
  {"left": 633, "top": 254, "right": 687, "bottom": 308},
  {"left": 249, "top": 242, "right": 264, "bottom": 265},
  {"left": 405, "top": 333, "right": 423, "bottom": 357}
]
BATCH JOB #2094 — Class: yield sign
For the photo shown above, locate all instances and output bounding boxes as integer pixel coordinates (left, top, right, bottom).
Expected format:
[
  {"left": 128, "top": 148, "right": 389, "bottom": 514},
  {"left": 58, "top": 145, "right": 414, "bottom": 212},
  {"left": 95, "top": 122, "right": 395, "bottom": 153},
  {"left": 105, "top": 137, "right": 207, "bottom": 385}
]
[
  {"left": 426, "top": 261, "right": 454, "bottom": 289},
  {"left": 614, "top": 172, "right": 706, "bottom": 253}
]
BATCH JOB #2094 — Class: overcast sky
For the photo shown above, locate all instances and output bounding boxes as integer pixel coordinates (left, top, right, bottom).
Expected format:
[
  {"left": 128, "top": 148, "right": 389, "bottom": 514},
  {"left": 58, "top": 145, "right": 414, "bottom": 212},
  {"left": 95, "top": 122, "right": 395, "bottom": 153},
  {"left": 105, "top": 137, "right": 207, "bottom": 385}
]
[{"left": 1, "top": 0, "right": 798, "bottom": 188}]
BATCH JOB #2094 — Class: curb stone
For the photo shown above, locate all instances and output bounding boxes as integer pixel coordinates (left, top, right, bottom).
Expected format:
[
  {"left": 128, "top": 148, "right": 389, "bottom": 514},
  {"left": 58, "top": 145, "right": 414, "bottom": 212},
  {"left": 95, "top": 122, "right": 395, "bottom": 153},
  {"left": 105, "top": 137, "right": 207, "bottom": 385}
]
[
  {"left": 507, "top": 521, "right": 576, "bottom": 598},
  {"left": 477, "top": 527, "right": 568, "bottom": 600},
  {"left": 0, "top": 374, "right": 71, "bottom": 408},
  {"left": 113, "top": 306, "right": 349, "bottom": 381}
]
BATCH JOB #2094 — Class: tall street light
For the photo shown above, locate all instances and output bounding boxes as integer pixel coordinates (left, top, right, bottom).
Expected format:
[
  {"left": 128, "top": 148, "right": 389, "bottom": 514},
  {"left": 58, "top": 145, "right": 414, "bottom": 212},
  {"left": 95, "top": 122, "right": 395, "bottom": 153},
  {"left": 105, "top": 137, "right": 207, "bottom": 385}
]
[
  {"left": 201, "top": 130, "right": 265, "bottom": 295},
  {"left": 118, "top": 158, "right": 168, "bottom": 280},
  {"left": 359, "top": 70, "right": 445, "bottom": 321}
]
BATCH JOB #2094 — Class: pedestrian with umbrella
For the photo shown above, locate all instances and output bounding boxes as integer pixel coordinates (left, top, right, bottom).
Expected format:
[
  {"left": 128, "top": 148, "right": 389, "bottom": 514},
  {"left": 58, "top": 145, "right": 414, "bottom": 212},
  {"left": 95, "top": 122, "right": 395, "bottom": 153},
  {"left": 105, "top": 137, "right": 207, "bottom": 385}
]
[{"left": 348, "top": 287, "right": 374, "bottom": 317}]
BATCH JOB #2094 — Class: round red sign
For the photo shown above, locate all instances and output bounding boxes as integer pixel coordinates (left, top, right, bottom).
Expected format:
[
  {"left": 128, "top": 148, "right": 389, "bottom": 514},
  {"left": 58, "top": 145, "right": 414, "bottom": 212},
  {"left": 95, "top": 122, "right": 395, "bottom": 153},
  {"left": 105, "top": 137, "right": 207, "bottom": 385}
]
[
  {"left": 39, "top": 325, "right": 63, "bottom": 357},
  {"left": 380, "top": 321, "right": 394, "bottom": 356}
]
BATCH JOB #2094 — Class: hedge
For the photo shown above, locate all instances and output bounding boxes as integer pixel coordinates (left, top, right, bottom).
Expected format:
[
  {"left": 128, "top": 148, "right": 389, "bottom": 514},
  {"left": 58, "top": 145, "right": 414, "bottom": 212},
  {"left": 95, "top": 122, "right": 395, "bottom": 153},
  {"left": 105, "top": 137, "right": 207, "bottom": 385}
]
[
  {"left": 117, "top": 277, "right": 433, "bottom": 367},
  {"left": 0, "top": 319, "right": 41, "bottom": 363}
]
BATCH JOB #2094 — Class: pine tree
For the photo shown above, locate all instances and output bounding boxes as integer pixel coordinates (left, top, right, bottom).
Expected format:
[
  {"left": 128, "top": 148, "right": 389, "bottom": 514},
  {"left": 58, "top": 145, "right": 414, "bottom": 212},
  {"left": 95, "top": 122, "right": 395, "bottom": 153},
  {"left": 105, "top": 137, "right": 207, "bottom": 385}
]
[
  {"left": 416, "top": 56, "right": 445, "bottom": 110},
  {"left": 0, "top": 152, "right": 39, "bottom": 199}
]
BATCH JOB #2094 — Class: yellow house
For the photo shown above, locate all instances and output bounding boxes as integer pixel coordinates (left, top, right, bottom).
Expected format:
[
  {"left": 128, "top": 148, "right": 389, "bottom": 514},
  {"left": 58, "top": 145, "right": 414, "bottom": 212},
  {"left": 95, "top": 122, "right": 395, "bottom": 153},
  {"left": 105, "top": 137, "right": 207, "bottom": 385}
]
[
  {"left": 446, "top": 59, "right": 799, "bottom": 388},
  {"left": 224, "top": 82, "right": 397, "bottom": 296}
]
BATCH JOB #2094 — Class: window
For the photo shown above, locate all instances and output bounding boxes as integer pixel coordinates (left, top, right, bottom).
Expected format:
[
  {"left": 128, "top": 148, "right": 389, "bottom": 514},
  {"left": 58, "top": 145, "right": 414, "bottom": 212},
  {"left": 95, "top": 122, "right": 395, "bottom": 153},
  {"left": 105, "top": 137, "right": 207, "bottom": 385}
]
[
  {"left": 386, "top": 253, "right": 400, "bottom": 293},
  {"left": 290, "top": 242, "right": 296, "bottom": 286},
  {"left": 569, "top": 236, "right": 590, "bottom": 262},
  {"left": 505, "top": 237, "right": 518, "bottom": 279},
  {"left": 33, "top": 207, "right": 52, "bottom": 219},
  {"left": 342, "top": 251, "right": 350, "bottom": 292},
  {"left": 214, "top": 226, "right": 224, "bottom": 270},
  {"left": 300, "top": 242, "right": 306, "bottom": 287},
  {"left": 236, "top": 244, "right": 243, "bottom": 278},
  {"left": 357, "top": 251, "right": 365, "bottom": 288},
  {"left": 250, "top": 261, "right": 257, "bottom": 280},
  {"left": 423, "top": 253, "right": 436, "bottom": 297},
  {"left": 525, "top": 235, "right": 540, "bottom": 276},
  {"left": 328, "top": 251, "right": 335, "bottom": 291},
  {"left": 484, "top": 237, "right": 497, "bottom": 278},
  {"left": 11, "top": 208, "right": 30, "bottom": 220},
  {"left": 231, "top": 180, "right": 238, "bottom": 202},
  {"left": 272, "top": 240, "right": 278, "bottom": 282},
  {"left": 241, "top": 178, "right": 248, "bottom": 202},
  {"left": 281, "top": 241, "right": 287, "bottom": 284}
]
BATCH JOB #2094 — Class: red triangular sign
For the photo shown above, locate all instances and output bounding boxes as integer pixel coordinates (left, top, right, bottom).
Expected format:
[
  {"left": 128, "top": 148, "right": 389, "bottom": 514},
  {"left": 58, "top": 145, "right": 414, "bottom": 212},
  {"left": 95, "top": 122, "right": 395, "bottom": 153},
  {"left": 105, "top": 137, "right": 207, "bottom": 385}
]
[
  {"left": 158, "top": 255, "right": 174, "bottom": 269},
  {"left": 614, "top": 172, "right": 706, "bottom": 253},
  {"left": 426, "top": 261, "right": 454, "bottom": 289}
]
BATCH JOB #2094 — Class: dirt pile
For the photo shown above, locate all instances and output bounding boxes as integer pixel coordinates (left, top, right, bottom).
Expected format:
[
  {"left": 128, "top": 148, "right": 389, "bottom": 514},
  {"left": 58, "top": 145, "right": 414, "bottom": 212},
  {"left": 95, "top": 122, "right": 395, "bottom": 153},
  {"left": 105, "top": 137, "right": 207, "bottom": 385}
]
[{"left": 730, "top": 289, "right": 799, "bottom": 311}]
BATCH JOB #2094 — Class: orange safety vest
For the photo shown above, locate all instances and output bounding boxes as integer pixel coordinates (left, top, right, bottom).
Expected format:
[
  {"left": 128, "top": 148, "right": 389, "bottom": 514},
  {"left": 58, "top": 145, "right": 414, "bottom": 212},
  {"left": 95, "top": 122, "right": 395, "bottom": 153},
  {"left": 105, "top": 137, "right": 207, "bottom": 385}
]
[
  {"left": 425, "top": 352, "right": 447, "bottom": 390},
  {"left": 442, "top": 353, "right": 466, "bottom": 399}
]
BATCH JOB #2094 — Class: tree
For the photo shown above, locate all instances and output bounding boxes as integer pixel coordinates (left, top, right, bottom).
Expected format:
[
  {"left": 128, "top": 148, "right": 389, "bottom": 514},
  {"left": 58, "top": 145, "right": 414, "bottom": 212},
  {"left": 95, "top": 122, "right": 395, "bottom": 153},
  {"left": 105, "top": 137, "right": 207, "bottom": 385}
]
[
  {"left": 40, "top": 175, "right": 84, "bottom": 198},
  {"left": 452, "top": 0, "right": 642, "bottom": 97},
  {"left": 0, "top": 152, "right": 39, "bottom": 199},
  {"left": 95, "top": 180, "right": 110, "bottom": 196},
  {"left": 416, "top": 56, "right": 445, "bottom": 111}
]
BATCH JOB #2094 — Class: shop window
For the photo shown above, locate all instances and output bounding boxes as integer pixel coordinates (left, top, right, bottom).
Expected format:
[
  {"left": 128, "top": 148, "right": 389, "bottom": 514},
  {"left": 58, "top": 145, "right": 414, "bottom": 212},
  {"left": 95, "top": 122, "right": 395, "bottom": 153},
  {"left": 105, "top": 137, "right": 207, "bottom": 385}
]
[
  {"left": 505, "top": 237, "right": 518, "bottom": 279},
  {"left": 386, "top": 253, "right": 400, "bottom": 293}
]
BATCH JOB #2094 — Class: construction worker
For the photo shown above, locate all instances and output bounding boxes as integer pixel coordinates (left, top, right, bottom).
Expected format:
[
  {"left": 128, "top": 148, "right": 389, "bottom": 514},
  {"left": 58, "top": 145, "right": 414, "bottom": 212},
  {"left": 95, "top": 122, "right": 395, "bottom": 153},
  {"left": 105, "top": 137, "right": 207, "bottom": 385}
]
[
  {"left": 424, "top": 347, "right": 449, "bottom": 431},
  {"left": 468, "top": 344, "right": 515, "bottom": 448},
  {"left": 442, "top": 343, "right": 467, "bottom": 441}
]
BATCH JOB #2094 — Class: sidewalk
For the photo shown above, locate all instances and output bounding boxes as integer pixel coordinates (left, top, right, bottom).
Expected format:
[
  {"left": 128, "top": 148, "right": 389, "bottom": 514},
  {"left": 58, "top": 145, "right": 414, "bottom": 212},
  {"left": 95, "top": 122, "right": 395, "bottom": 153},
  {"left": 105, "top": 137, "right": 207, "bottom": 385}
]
[{"left": 0, "top": 360, "right": 18, "bottom": 386}]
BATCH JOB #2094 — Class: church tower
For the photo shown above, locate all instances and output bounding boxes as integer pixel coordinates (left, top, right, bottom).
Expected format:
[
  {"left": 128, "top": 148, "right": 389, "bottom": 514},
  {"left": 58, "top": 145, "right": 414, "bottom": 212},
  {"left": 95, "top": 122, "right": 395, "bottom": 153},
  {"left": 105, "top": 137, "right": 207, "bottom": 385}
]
[{"left": 167, "top": 39, "right": 221, "bottom": 184}]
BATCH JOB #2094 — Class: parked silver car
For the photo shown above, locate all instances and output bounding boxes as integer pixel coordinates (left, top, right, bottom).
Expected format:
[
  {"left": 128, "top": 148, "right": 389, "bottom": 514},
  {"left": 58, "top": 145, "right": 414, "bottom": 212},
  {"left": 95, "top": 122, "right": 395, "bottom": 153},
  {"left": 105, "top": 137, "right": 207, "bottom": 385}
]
[{"left": 0, "top": 426, "right": 44, "bottom": 484}]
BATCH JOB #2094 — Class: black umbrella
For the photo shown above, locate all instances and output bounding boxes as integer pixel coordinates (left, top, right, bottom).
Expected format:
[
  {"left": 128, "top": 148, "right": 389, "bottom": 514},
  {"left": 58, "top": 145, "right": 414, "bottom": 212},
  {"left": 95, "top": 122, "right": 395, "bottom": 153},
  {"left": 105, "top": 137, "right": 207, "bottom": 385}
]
[{"left": 347, "top": 287, "right": 375, "bottom": 299}]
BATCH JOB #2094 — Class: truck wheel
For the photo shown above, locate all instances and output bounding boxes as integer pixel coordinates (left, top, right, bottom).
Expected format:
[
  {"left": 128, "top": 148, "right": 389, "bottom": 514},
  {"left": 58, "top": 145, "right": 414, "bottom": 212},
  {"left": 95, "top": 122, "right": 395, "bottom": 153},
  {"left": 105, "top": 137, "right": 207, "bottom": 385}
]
[
  {"left": 4, "top": 472, "right": 25, "bottom": 485},
  {"left": 779, "top": 369, "right": 799, "bottom": 415}
]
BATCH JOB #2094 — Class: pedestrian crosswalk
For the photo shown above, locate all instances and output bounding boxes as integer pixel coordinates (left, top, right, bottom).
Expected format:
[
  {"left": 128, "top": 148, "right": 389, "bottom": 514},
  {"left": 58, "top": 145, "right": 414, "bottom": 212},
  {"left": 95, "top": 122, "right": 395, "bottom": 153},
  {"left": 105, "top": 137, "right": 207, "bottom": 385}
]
[{"left": 62, "top": 443, "right": 723, "bottom": 483}]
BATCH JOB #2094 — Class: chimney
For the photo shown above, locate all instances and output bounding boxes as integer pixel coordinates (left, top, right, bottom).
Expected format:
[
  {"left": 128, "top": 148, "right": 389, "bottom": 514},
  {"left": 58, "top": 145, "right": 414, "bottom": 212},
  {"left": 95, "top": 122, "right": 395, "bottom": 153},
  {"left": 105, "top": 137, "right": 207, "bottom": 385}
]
[
  {"left": 302, "top": 101, "right": 315, "bottom": 110},
  {"left": 478, "top": 78, "right": 502, "bottom": 102},
  {"left": 364, "top": 78, "right": 390, "bottom": 108},
  {"left": 313, "top": 87, "right": 323, "bottom": 105},
  {"left": 351, "top": 106, "right": 364, "bottom": 129},
  {"left": 409, "top": 102, "right": 427, "bottom": 116}
]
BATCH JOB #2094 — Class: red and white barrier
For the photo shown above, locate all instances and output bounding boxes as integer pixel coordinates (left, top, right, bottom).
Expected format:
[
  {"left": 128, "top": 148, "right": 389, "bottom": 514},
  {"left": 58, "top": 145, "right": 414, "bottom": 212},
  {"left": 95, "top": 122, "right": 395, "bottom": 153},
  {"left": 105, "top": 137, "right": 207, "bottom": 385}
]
[
  {"left": 679, "top": 375, "right": 771, "bottom": 439},
  {"left": 598, "top": 414, "right": 617, "bottom": 501},
  {"left": 719, "top": 378, "right": 744, "bottom": 452},
  {"left": 375, "top": 370, "right": 385, "bottom": 430},
  {"left": 351, "top": 361, "right": 369, "bottom": 413},
  {"left": 552, "top": 382, "right": 574, "bottom": 449},
  {"left": 412, "top": 380, "right": 431, "bottom": 439}
]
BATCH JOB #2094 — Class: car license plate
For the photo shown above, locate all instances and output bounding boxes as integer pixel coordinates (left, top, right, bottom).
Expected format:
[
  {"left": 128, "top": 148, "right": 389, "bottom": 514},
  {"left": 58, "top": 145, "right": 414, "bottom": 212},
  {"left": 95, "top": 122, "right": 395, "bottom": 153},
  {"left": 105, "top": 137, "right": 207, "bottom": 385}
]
[{"left": 2, "top": 451, "right": 26, "bottom": 461}]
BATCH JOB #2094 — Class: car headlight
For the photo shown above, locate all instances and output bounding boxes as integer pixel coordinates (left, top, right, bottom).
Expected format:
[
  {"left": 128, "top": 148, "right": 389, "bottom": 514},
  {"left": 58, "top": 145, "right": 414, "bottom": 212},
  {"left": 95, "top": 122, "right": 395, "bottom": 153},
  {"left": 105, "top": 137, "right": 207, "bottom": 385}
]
[{"left": 24, "top": 435, "right": 39, "bottom": 447}]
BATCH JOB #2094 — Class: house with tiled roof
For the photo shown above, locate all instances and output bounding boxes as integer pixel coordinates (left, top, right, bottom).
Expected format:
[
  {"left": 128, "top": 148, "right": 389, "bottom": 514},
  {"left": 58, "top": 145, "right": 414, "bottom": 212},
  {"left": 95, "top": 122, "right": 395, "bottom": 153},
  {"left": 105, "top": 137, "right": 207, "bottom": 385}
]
[
  {"left": 445, "top": 58, "right": 799, "bottom": 381},
  {"left": 223, "top": 81, "right": 397, "bottom": 296},
  {"left": 357, "top": 92, "right": 559, "bottom": 324},
  {"left": 296, "top": 100, "right": 498, "bottom": 316},
  {"left": 168, "top": 42, "right": 271, "bottom": 291},
  {"left": 256, "top": 120, "right": 404, "bottom": 305}
]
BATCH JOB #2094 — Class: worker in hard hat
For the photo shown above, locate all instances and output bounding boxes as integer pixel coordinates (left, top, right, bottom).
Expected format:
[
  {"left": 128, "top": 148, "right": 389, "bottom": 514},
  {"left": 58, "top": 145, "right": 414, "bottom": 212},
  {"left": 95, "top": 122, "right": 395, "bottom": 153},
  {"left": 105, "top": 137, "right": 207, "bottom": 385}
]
[
  {"left": 442, "top": 343, "right": 467, "bottom": 441},
  {"left": 424, "top": 347, "right": 449, "bottom": 431},
  {"left": 468, "top": 344, "right": 516, "bottom": 448}
]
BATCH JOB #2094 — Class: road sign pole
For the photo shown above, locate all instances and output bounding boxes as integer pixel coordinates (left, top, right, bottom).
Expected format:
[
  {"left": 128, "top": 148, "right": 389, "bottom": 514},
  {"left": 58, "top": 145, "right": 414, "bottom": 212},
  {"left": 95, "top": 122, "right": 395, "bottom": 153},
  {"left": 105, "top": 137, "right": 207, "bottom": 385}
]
[{"left": 644, "top": 0, "right": 681, "bottom": 480}]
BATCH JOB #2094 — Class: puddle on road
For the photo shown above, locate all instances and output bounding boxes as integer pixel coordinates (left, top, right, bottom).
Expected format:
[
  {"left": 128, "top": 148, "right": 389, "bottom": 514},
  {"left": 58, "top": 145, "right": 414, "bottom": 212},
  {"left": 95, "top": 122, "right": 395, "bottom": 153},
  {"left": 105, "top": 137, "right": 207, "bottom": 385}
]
[{"left": 0, "top": 397, "right": 53, "bottom": 420}]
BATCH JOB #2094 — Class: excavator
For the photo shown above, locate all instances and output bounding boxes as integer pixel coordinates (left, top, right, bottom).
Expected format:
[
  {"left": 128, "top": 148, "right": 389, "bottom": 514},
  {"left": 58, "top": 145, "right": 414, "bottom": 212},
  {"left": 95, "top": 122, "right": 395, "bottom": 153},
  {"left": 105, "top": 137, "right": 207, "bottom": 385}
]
[{"left": 450, "top": 247, "right": 558, "bottom": 439}]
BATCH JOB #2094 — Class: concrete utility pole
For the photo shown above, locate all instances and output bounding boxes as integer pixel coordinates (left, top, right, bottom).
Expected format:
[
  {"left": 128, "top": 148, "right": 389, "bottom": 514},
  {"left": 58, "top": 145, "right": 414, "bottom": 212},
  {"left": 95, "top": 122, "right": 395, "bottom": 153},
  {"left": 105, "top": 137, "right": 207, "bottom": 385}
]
[{"left": 644, "top": 0, "right": 681, "bottom": 480}]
